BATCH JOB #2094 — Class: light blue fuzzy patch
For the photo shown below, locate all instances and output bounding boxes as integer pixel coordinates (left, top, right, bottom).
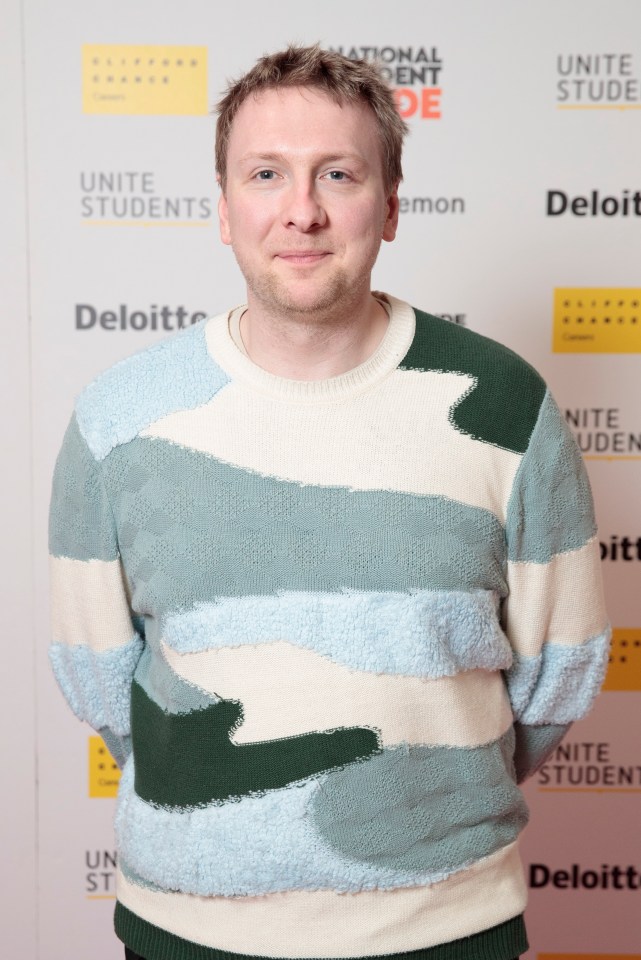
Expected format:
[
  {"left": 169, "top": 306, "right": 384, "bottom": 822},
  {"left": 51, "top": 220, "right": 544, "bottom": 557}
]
[
  {"left": 100, "top": 436, "right": 509, "bottom": 619},
  {"left": 163, "top": 589, "right": 513, "bottom": 678},
  {"left": 115, "top": 733, "right": 524, "bottom": 897},
  {"left": 506, "top": 390, "right": 596, "bottom": 563},
  {"left": 49, "top": 416, "right": 119, "bottom": 561},
  {"left": 50, "top": 635, "right": 144, "bottom": 734},
  {"left": 133, "top": 642, "right": 219, "bottom": 714},
  {"left": 75, "top": 321, "right": 229, "bottom": 461},
  {"left": 506, "top": 627, "right": 611, "bottom": 724},
  {"left": 512, "top": 722, "right": 569, "bottom": 784}
]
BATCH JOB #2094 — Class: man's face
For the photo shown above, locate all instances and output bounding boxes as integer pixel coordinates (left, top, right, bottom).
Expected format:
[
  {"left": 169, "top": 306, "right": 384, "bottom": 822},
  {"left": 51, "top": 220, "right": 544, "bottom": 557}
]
[{"left": 218, "top": 86, "right": 399, "bottom": 320}]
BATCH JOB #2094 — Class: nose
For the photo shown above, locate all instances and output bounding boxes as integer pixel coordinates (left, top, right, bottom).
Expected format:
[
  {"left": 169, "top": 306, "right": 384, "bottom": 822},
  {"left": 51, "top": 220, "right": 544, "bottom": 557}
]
[{"left": 281, "top": 177, "right": 327, "bottom": 231}]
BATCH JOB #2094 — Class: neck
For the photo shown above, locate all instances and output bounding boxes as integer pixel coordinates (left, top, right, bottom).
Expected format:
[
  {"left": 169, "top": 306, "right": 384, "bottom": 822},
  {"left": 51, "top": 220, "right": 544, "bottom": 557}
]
[{"left": 238, "top": 292, "right": 390, "bottom": 380}]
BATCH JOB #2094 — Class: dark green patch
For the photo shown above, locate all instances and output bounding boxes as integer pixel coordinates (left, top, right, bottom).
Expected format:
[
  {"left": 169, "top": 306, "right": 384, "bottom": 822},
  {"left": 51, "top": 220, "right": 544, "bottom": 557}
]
[
  {"left": 131, "top": 681, "right": 380, "bottom": 808},
  {"left": 401, "top": 310, "right": 546, "bottom": 453}
]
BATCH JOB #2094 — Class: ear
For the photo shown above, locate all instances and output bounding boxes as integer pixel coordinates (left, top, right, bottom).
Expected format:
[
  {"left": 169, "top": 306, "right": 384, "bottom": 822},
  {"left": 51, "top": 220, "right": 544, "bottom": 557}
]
[
  {"left": 382, "top": 184, "right": 400, "bottom": 242},
  {"left": 217, "top": 180, "right": 232, "bottom": 246}
]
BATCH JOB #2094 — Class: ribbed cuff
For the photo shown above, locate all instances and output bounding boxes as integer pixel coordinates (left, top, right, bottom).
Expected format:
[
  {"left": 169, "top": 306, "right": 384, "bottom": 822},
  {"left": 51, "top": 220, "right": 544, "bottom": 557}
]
[{"left": 115, "top": 901, "right": 528, "bottom": 960}]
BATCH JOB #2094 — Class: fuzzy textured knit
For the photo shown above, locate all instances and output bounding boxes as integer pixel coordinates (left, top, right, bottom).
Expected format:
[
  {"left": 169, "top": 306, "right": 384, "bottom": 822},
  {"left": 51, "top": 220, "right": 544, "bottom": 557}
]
[{"left": 49, "top": 294, "right": 609, "bottom": 960}]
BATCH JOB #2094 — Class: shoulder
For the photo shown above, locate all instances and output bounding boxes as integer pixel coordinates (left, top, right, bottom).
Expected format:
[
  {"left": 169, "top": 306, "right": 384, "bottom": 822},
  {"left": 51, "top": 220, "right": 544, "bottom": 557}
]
[
  {"left": 402, "top": 307, "right": 547, "bottom": 454},
  {"left": 74, "top": 317, "right": 230, "bottom": 461}
]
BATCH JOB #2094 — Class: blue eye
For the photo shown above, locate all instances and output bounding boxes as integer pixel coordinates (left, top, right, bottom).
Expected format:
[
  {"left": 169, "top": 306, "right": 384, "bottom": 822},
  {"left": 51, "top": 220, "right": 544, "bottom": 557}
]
[
  {"left": 327, "top": 171, "right": 347, "bottom": 181},
  {"left": 256, "top": 170, "right": 276, "bottom": 180}
]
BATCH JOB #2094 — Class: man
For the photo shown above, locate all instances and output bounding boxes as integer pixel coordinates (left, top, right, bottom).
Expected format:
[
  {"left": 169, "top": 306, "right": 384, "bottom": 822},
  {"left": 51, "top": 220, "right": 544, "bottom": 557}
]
[{"left": 49, "top": 45, "right": 609, "bottom": 960}]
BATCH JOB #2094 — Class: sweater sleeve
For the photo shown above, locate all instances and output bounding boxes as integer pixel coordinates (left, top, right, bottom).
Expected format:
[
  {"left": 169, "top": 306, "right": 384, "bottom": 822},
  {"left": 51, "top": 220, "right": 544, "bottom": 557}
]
[
  {"left": 48, "top": 414, "right": 144, "bottom": 768},
  {"left": 501, "top": 388, "right": 610, "bottom": 783}
]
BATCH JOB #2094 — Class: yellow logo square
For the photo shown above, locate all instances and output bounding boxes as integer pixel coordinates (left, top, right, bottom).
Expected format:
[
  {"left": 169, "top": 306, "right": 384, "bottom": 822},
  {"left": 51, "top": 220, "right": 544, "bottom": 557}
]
[
  {"left": 553, "top": 288, "right": 641, "bottom": 353},
  {"left": 602, "top": 628, "right": 641, "bottom": 692},
  {"left": 89, "top": 736, "right": 121, "bottom": 798},
  {"left": 82, "top": 44, "right": 208, "bottom": 115}
]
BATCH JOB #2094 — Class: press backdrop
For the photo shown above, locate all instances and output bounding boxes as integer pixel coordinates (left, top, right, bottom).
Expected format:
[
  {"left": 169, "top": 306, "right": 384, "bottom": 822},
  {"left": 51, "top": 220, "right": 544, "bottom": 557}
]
[{"left": 2, "top": 1, "right": 640, "bottom": 957}]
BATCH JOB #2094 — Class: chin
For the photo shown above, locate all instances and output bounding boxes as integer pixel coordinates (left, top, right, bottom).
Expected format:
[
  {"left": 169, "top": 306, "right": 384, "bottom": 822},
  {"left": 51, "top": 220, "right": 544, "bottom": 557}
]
[{"left": 250, "top": 273, "right": 363, "bottom": 318}]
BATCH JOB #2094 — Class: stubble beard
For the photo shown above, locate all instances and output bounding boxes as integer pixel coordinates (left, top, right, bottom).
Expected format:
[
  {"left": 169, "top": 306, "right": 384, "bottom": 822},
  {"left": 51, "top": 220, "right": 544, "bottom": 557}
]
[{"left": 233, "top": 247, "right": 378, "bottom": 329}]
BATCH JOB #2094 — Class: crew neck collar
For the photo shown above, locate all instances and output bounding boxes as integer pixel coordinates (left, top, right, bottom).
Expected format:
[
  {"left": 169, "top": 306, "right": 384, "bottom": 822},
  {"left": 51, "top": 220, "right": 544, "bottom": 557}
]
[{"left": 205, "top": 293, "right": 416, "bottom": 403}]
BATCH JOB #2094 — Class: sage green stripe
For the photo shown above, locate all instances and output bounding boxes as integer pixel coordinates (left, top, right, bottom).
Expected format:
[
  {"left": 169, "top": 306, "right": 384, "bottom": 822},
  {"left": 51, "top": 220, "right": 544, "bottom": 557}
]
[
  {"left": 115, "top": 902, "right": 528, "bottom": 960},
  {"left": 311, "top": 729, "right": 528, "bottom": 875},
  {"left": 506, "top": 390, "right": 596, "bottom": 563},
  {"left": 102, "top": 437, "right": 507, "bottom": 619},
  {"left": 401, "top": 310, "right": 546, "bottom": 454},
  {"left": 49, "top": 415, "right": 119, "bottom": 561},
  {"left": 131, "top": 681, "right": 380, "bottom": 808}
]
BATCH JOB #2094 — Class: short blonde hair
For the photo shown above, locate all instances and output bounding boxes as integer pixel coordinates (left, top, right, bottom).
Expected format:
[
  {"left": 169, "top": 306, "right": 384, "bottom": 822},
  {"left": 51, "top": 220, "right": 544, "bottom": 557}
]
[{"left": 215, "top": 44, "right": 408, "bottom": 193}]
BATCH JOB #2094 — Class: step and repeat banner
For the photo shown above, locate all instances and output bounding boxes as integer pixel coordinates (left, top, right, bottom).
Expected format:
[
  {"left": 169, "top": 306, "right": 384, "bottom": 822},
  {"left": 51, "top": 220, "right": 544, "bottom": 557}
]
[{"left": 6, "top": 0, "right": 640, "bottom": 957}]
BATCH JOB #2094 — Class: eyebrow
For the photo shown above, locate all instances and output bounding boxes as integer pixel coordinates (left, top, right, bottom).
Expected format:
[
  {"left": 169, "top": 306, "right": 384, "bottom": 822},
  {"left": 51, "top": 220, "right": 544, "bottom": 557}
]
[{"left": 238, "top": 152, "right": 369, "bottom": 167}]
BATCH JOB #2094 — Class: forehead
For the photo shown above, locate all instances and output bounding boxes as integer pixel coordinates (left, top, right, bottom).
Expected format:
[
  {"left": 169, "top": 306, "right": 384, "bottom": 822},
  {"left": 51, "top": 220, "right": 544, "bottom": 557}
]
[{"left": 227, "top": 86, "right": 382, "bottom": 164}]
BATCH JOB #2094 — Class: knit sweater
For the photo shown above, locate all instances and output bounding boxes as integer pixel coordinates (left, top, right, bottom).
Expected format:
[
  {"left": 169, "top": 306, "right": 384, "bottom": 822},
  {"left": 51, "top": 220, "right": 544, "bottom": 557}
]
[{"left": 49, "top": 293, "right": 609, "bottom": 960}]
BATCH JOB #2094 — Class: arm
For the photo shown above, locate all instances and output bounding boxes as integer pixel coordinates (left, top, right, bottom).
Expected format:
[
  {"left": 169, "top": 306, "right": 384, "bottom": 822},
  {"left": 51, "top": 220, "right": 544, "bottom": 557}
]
[
  {"left": 502, "top": 389, "right": 610, "bottom": 783},
  {"left": 49, "top": 415, "right": 144, "bottom": 768}
]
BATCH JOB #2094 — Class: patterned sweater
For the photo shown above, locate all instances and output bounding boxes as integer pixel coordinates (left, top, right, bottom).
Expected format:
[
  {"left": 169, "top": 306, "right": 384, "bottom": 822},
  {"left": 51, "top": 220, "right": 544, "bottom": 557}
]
[{"left": 49, "top": 294, "right": 609, "bottom": 960}]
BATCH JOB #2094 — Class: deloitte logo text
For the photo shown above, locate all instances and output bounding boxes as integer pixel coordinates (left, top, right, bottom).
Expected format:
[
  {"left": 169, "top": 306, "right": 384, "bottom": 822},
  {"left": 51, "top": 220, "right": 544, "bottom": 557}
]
[
  {"left": 76, "top": 303, "right": 207, "bottom": 332},
  {"left": 329, "top": 46, "right": 443, "bottom": 120},
  {"left": 547, "top": 189, "right": 641, "bottom": 217},
  {"left": 537, "top": 740, "right": 641, "bottom": 789},
  {"left": 530, "top": 863, "right": 641, "bottom": 891},
  {"left": 600, "top": 536, "right": 641, "bottom": 561},
  {"left": 80, "top": 171, "right": 212, "bottom": 223},
  {"left": 556, "top": 53, "right": 641, "bottom": 106},
  {"left": 565, "top": 407, "right": 641, "bottom": 456},
  {"left": 85, "top": 850, "right": 117, "bottom": 895}
]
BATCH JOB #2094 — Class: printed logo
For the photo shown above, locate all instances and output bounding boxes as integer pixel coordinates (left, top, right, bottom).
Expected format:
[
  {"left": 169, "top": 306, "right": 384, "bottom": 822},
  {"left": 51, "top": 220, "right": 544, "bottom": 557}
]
[
  {"left": 530, "top": 863, "right": 641, "bottom": 890},
  {"left": 75, "top": 302, "right": 208, "bottom": 332},
  {"left": 89, "top": 736, "right": 120, "bottom": 798},
  {"left": 85, "top": 849, "right": 117, "bottom": 898},
  {"left": 552, "top": 288, "right": 641, "bottom": 353},
  {"left": 556, "top": 52, "right": 641, "bottom": 110},
  {"left": 438, "top": 313, "right": 466, "bottom": 326},
  {"left": 600, "top": 536, "right": 641, "bottom": 563},
  {"left": 536, "top": 737, "right": 641, "bottom": 791},
  {"left": 603, "top": 628, "right": 641, "bottom": 692},
  {"left": 547, "top": 189, "right": 641, "bottom": 217},
  {"left": 564, "top": 407, "right": 641, "bottom": 460},
  {"left": 329, "top": 46, "right": 443, "bottom": 120},
  {"left": 82, "top": 44, "right": 208, "bottom": 115},
  {"left": 398, "top": 195, "right": 464, "bottom": 215},
  {"left": 80, "top": 170, "right": 213, "bottom": 226}
]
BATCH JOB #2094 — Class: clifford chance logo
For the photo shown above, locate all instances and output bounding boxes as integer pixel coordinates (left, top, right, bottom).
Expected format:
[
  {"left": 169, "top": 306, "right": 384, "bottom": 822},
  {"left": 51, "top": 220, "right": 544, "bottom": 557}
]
[
  {"left": 329, "top": 45, "right": 443, "bottom": 120},
  {"left": 82, "top": 44, "right": 208, "bottom": 115}
]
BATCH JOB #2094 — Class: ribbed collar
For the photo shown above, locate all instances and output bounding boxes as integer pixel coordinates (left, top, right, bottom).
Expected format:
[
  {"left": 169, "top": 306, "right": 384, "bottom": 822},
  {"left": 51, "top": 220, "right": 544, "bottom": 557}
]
[{"left": 204, "top": 293, "right": 416, "bottom": 403}]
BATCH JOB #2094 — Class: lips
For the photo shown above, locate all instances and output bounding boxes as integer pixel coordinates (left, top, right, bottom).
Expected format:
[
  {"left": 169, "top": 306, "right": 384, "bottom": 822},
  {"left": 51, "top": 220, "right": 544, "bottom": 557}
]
[{"left": 275, "top": 251, "right": 331, "bottom": 263}]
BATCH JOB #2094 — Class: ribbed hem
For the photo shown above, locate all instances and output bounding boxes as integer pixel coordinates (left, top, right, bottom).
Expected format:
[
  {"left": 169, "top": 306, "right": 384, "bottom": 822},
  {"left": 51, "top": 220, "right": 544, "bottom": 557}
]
[
  {"left": 204, "top": 293, "right": 416, "bottom": 402},
  {"left": 115, "top": 902, "right": 528, "bottom": 960}
]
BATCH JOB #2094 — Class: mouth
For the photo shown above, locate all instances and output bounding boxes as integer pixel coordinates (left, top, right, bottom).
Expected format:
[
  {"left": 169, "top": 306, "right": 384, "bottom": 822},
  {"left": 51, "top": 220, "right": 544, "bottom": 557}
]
[{"left": 275, "top": 251, "right": 331, "bottom": 265}]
